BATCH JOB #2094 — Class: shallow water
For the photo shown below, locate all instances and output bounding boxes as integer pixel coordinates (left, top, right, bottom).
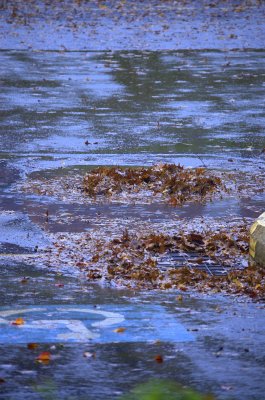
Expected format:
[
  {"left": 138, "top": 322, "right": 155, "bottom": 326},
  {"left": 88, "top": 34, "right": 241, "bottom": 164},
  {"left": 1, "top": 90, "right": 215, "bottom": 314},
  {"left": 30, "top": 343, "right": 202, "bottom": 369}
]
[{"left": 1, "top": 50, "right": 265, "bottom": 174}]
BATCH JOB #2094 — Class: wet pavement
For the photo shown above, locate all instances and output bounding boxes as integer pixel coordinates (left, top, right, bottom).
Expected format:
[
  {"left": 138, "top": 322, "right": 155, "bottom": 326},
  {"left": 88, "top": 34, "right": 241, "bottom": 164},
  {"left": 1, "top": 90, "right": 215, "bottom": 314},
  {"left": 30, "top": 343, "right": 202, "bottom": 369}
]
[
  {"left": 1, "top": 50, "right": 265, "bottom": 175},
  {"left": 1, "top": 22, "right": 265, "bottom": 400},
  {"left": 0, "top": 258, "right": 265, "bottom": 399}
]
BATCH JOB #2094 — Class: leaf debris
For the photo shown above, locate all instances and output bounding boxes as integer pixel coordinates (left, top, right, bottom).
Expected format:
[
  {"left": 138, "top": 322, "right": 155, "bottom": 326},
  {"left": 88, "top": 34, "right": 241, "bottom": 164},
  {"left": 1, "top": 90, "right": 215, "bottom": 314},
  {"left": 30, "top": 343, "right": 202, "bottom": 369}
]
[{"left": 83, "top": 164, "right": 223, "bottom": 206}]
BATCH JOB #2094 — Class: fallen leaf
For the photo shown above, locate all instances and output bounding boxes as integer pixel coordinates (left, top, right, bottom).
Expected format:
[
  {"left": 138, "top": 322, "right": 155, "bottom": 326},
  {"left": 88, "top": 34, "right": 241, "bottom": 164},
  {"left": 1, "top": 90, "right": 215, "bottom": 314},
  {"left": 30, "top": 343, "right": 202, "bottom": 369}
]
[
  {"left": 11, "top": 317, "right": 24, "bottom": 326},
  {"left": 178, "top": 285, "right": 187, "bottom": 291},
  {"left": 154, "top": 354, "right": 163, "bottom": 363},
  {"left": 36, "top": 352, "right": 51, "bottom": 363},
  {"left": 27, "top": 343, "right": 39, "bottom": 350},
  {"left": 114, "top": 327, "right": 126, "bottom": 333}
]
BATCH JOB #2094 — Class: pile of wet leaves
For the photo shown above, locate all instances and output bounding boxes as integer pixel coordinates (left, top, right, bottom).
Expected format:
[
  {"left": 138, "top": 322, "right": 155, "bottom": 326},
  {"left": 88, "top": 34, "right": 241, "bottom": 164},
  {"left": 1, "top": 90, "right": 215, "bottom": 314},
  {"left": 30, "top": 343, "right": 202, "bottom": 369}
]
[
  {"left": 84, "top": 224, "right": 263, "bottom": 299},
  {"left": 18, "top": 216, "right": 264, "bottom": 301},
  {"left": 13, "top": 163, "right": 265, "bottom": 300},
  {"left": 16, "top": 164, "right": 265, "bottom": 208},
  {"left": 83, "top": 164, "right": 224, "bottom": 205}
]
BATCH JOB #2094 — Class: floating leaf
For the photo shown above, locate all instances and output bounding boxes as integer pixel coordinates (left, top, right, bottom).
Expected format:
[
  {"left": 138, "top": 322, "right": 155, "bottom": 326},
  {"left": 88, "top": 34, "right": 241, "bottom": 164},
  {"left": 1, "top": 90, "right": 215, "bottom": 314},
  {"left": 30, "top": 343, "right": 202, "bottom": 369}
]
[
  {"left": 36, "top": 352, "right": 51, "bottom": 363},
  {"left": 11, "top": 317, "right": 24, "bottom": 326},
  {"left": 114, "top": 327, "right": 126, "bottom": 333}
]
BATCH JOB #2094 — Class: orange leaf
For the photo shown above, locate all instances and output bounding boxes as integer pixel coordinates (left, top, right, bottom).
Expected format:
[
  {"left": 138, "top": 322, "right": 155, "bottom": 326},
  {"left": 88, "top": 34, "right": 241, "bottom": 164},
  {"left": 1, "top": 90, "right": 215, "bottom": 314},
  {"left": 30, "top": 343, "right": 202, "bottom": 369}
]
[
  {"left": 11, "top": 317, "right": 24, "bottom": 326},
  {"left": 27, "top": 343, "right": 39, "bottom": 350},
  {"left": 36, "top": 352, "right": 51, "bottom": 363},
  {"left": 113, "top": 327, "right": 126, "bottom": 333}
]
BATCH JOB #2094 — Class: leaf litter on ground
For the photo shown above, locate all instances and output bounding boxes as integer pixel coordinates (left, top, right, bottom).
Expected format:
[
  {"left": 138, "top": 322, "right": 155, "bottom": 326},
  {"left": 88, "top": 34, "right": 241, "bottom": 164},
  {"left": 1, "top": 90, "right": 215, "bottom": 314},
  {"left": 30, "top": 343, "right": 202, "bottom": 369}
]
[
  {"left": 16, "top": 163, "right": 265, "bottom": 207},
  {"left": 14, "top": 164, "right": 265, "bottom": 301}
]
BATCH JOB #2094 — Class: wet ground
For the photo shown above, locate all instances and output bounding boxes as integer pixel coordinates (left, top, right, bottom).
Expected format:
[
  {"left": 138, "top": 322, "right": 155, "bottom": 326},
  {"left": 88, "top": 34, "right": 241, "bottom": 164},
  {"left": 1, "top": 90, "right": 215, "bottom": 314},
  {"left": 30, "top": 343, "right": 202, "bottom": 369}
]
[
  {"left": 1, "top": 0, "right": 265, "bottom": 51},
  {"left": 1, "top": 5, "right": 265, "bottom": 398},
  {"left": 0, "top": 259, "right": 265, "bottom": 400}
]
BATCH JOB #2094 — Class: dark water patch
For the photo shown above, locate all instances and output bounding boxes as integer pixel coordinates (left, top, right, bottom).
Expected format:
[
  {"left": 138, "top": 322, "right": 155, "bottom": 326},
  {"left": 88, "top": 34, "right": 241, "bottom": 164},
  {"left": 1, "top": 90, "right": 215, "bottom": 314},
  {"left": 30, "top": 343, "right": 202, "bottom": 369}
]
[
  {"left": 0, "top": 242, "right": 33, "bottom": 255},
  {"left": 1, "top": 191, "right": 265, "bottom": 235},
  {"left": 0, "top": 160, "right": 20, "bottom": 187}
]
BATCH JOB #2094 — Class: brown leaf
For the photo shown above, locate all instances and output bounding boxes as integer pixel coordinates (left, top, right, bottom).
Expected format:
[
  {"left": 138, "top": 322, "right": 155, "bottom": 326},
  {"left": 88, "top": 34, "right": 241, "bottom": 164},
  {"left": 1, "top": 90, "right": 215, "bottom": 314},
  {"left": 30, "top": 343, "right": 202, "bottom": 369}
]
[
  {"left": 154, "top": 354, "right": 163, "bottom": 363},
  {"left": 27, "top": 343, "right": 39, "bottom": 350},
  {"left": 114, "top": 327, "right": 126, "bottom": 333}
]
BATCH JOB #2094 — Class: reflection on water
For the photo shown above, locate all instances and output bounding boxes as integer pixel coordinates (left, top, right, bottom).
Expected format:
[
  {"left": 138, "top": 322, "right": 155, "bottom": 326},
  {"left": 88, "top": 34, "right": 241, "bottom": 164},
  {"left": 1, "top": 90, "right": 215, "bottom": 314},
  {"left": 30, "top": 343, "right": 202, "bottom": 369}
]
[{"left": 0, "top": 50, "right": 264, "bottom": 173}]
